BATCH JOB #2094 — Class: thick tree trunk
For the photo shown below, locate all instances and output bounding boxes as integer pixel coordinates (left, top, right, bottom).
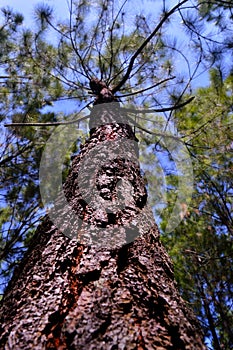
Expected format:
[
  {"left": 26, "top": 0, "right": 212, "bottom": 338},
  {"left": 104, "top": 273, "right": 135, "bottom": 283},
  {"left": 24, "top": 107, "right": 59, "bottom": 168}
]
[{"left": 0, "top": 98, "right": 206, "bottom": 349}]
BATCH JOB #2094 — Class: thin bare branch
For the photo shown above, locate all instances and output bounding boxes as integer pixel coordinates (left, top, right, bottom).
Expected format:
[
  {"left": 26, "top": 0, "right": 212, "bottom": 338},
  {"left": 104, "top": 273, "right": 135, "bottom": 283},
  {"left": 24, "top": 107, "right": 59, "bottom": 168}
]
[
  {"left": 122, "top": 96, "right": 195, "bottom": 113},
  {"left": 5, "top": 96, "right": 194, "bottom": 128},
  {"left": 118, "top": 76, "right": 175, "bottom": 98},
  {"left": 107, "top": 26, "right": 140, "bottom": 86},
  {"left": 4, "top": 114, "right": 89, "bottom": 127},
  {"left": 4, "top": 103, "right": 92, "bottom": 127},
  {"left": 126, "top": 114, "right": 182, "bottom": 141},
  {"left": 68, "top": 0, "right": 92, "bottom": 79},
  {"left": 112, "top": 0, "right": 189, "bottom": 93},
  {"left": 0, "top": 75, "right": 32, "bottom": 79},
  {"left": 107, "top": 0, "right": 128, "bottom": 82},
  {"left": 0, "top": 144, "right": 32, "bottom": 167}
]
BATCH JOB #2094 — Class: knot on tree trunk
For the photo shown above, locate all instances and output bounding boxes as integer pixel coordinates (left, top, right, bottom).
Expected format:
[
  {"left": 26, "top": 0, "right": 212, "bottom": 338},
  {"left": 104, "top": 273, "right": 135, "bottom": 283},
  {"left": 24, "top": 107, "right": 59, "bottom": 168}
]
[{"left": 90, "top": 78, "right": 117, "bottom": 104}]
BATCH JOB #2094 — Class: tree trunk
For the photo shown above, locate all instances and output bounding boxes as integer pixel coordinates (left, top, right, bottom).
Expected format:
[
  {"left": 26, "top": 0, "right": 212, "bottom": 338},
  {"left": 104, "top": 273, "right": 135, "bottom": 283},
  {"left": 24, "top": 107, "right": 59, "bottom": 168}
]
[{"left": 0, "top": 93, "right": 206, "bottom": 349}]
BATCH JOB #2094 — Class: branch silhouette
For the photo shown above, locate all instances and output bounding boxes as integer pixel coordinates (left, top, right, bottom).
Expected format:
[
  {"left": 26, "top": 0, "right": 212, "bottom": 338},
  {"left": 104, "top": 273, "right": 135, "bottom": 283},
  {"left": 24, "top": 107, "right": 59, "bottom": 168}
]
[
  {"left": 112, "top": 0, "right": 188, "bottom": 93},
  {"left": 4, "top": 96, "right": 194, "bottom": 128}
]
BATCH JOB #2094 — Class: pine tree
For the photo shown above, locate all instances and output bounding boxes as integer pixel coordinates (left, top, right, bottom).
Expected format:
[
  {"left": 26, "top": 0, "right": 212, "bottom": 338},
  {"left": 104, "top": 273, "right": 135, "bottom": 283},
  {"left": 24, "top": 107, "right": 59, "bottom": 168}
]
[
  {"left": 0, "top": 79, "right": 206, "bottom": 349},
  {"left": 1, "top": 1, "right": 233, "bottom": 348},
  {"left": 161, "top": 69, "right": 233, "bottom": 350}
]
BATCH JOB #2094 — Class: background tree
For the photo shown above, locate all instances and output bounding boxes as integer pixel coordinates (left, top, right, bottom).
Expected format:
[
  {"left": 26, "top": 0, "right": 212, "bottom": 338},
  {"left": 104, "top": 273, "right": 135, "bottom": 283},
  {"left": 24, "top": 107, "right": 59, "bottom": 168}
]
[{"left": 161, "top": 69, "right": 233, "bottom": 349}]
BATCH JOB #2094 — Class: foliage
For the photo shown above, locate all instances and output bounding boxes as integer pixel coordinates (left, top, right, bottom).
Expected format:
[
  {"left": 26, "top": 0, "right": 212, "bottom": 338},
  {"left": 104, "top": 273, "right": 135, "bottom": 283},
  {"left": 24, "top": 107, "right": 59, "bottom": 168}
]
[{"left": 161, "top": 69, "right": 233, "bottom": 349}]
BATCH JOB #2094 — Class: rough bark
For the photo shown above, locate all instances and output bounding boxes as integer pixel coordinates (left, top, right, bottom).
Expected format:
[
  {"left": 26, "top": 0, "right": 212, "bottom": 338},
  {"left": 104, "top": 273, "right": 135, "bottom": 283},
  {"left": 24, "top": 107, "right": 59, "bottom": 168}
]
[{"left": 0, "top": 83, "right": 206, "bottom": 349}]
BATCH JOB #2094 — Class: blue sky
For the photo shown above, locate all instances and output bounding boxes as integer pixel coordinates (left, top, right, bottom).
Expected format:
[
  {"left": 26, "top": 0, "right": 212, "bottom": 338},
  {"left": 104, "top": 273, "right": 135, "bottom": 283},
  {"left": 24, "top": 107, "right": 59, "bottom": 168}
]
[
  {"left": 0, "top": 0, "right": 69, "bottom": 24},
  {"left": 0, "top": 0, "right": 212, "bottom": 119},
  {"left": 0, "top": 0, "right": 210, "bottom": 88},
  {"left": 0, "top": 0, "right": 84, "bottom": 114}
]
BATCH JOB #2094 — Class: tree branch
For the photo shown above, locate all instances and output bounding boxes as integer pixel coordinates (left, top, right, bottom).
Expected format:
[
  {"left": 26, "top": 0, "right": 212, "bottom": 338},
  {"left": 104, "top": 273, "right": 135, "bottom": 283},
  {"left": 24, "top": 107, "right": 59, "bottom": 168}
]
[
  {"left": 122, "top": 96, "right": 195, "bottom": 113},
  {"left": 118, "top": 76, "right": 175, "bottom": 98},
  {"left": 4, "top": 113, "right": 90, "bottom": 127},
  {"left": 112, "top": 0, "right": 189, "bottom": 93},
  {"left": 4, "top": 96, "right": 194, "bottom": 127}
]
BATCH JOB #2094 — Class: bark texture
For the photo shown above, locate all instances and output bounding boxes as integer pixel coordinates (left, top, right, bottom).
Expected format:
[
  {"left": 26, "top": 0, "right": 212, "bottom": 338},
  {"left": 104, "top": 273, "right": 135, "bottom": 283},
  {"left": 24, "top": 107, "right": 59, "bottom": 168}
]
[{"left": 0, "top": 86, "right": 206, "bottom": 349}]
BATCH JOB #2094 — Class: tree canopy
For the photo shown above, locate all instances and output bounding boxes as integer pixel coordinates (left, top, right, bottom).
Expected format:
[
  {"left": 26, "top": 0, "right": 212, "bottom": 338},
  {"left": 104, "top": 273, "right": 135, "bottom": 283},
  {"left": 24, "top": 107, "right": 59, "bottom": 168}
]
[{"left": 0, "top": 1, "right": 232, "bottom": 348}]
